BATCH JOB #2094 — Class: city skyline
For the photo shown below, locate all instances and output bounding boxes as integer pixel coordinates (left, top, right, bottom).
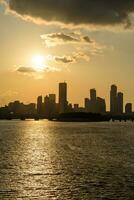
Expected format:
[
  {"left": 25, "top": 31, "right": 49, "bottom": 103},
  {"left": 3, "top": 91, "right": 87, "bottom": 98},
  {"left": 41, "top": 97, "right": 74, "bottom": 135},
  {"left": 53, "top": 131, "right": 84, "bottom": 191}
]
[
  {"left": 0, "top": 1, "right": 134, "bottom": 109},
  {"left": 1, "top": 82, "right": 133, "bottom": 117}
]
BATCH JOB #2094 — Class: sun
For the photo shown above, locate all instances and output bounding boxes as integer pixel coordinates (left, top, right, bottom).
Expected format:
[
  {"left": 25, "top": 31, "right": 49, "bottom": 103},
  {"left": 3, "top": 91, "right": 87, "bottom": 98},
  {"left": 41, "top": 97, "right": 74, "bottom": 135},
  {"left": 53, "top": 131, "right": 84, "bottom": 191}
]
[{"left": 32, "top": 55, "right": 45, "bottom": 71}]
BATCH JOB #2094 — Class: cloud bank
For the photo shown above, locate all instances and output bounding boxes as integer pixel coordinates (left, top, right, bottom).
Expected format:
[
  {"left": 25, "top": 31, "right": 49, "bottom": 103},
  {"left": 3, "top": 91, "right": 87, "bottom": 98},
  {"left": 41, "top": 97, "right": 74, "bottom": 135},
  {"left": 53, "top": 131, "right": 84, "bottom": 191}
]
[{"left": 7, "top": 0, "right": 134, "bottom": 27}]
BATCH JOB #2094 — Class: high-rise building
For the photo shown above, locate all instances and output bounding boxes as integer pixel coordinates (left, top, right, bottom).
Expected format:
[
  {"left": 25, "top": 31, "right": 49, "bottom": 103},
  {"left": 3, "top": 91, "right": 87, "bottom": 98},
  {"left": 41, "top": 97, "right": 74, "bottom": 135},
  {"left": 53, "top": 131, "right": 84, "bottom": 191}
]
[
  {"left": 110, "top": 85, "right": 117, "bottom": 114},
  {"left": 117, "top": 92, "right": 123, "bottom": 114},
  {"left": 90, "top": 89, "right": 96, "bottom": 101},
  {"left": 59, "top": 82, "right": 67, "bottom": 113},
  {"left": 49, "top": 94, "right": 56, "bottom": 117},
  {"left": 44, "top": 95, "right": 50, "bottom": 118},
  {"left": 125, "top": 103, "right": 132, "bottom": 114},
  {"left": 90, "top": 89, "right": 97, "bottom": 113},
  {"left": 84, "top": 98, "right": 90, "bottom": 112},
  {"left": 96, "top": 97, "right": 106, "bottom": 114},
  {"left": 37, "top": 96, "right": 43, "bottom": 116},
  {"left": 49, "top": 94, "right": 56, "bottom": 103}
]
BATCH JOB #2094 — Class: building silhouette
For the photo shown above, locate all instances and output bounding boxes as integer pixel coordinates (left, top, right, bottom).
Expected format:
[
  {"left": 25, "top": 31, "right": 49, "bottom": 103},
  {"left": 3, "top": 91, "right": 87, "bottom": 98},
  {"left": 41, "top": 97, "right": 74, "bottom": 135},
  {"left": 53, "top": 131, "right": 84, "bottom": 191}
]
[
  {"left": 0, "top": 82, "right": 133, "bottom": 119},
  {"left": 96, "top": 97, "right": 106, "bottom": 114},
  {"left": 59, "top": 82, "right": 67, "bottom": 113},
  {"left": 110, "top": 85, "right": 118, "bottom": 114},
  {"left": 125, "top": 103, "right": 132, "bottom": 114},
  {"left": 90, "top": 89, "right": 96, "bottom": 101},
  {"left": 37, "top": 96, "right": 43, "bottom": 116},
  {"left": 8, "top": 101, "right": 36, "bottom": 116},
  {"left": 84, "top": 98, "right": 90, "bottom": 112},
  {"left": 44, "top": 95, "right": 50, "bottom": 118},
  {"left": 85, "top": 89, "right": 106, "bottom": 114},
  {"left": 90, "top": 89, "right": 97, "bottom": 113},
  {"left": 110, "top": 85, "right": 124, "bottom": 115},
  {"left": 74, "top": 104, "right": 79, "bottom": 112},
  {"left": 48, "top": 94, "right": 56, "bottom": 117},
  {"left": 117, "top": 92, "right": 123, "bottom": 114}
]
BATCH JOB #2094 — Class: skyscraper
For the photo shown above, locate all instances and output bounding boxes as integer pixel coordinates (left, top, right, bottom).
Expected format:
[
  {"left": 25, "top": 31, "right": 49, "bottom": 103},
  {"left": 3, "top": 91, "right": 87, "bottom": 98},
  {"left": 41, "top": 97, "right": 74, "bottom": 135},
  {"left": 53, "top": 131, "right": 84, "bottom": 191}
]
[
  {"left": 90, "top": 88, "right": 97, "bottom": 113},
  {"left": 59, "top": 82, "right": 67, "bottom": 113},
  {"left": 49, "top": 94, "right": 56, "bottom": 117},
  {"left": 37, "top": 96, "right": 43, "bottom": 116},
  {"left": 44, "top": 95, "right": 50, "bottom": 118},
  {"left": 90, "top": 89, "right": 96, "bottom": 101},
  {"left": 117, "top": 92, "right": 123, "bottom": 114},
  {"left": 110, "top": 85, "right": 117, "bottom": 114},
  {"left": 84, "top": 98, "right": 90, "bottom": 112},
  {"left": 125, "top": 103, "right": 132, "bottom": 114},
  {"left": 96, "top": 97, "right": 106, "bottom": 114}
]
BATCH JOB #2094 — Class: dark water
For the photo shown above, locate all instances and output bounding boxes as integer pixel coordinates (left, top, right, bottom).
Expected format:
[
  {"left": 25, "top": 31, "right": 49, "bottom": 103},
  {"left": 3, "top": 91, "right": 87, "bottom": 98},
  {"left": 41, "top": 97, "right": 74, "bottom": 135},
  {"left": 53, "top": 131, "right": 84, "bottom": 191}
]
[{"left": 0, "top": 120, "right": 134, "bottom": 200}]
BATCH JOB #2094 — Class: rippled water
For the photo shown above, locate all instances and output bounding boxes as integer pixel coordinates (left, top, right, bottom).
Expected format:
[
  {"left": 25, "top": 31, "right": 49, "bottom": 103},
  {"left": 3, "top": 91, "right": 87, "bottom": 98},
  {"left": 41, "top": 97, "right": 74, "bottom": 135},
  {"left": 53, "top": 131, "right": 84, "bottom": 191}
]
[{"left": 0, "top": 120, "right": 134, "bottom": 200}]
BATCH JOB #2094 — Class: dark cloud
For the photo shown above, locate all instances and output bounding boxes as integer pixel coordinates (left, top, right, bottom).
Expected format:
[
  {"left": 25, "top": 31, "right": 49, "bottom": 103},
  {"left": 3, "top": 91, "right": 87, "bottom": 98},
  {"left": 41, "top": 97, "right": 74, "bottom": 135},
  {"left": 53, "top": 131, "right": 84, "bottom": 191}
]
[
  {"left": 17, "top": 67, "right": 35, "bottom": 73},
  {"left": 8, "top": 0, "right": 134, "bottom": 27}
]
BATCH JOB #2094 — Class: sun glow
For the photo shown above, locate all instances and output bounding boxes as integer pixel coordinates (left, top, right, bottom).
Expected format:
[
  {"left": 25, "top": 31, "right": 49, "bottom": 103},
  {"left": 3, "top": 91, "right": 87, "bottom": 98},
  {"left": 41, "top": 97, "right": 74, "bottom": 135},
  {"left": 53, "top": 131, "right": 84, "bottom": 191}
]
[{"left": 32, "top": 55, "right": 46, "bottom": 71}]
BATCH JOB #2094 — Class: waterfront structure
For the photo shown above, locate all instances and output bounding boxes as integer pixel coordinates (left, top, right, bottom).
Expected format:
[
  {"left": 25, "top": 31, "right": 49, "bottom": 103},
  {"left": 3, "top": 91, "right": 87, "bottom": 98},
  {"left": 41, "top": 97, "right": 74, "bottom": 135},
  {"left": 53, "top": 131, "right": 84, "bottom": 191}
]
[
  {"left": 125, "top": 103, "right": 132, "bottom": 114},
  {"left": 110, "top": 85, "right": 118, "bottom": 114},
  {"left": 90, "top": 89, "right": 97, "bottom": 113},
  {"left": 59, "top": 82, "right": 67, "bottom": 113},
  {"left": 49, "top": 94, "right": 56, "bottom": 117},
  {"left": 96, "top": 97, "right": 106, "bottom": 114},
  {"left": 84, "top": 89, "right": 106, "bottom": 114},
  {"left": 90, "top": 89, "right": 96, "bottom": 101},
  {"left": 44, "top": 95, "right": 50, "bottom": 118},
  {"left": 84, "top": 98, "right": 90, "bottom": 112},
  {"left": 117, "top": 92, "right": 123, "bottom": 114},
  {"left": 0, "top": 83, "right": 133, "bottom": 119},
  {"left": 37, "top": 96, "right": 43, "bottom": 116}
]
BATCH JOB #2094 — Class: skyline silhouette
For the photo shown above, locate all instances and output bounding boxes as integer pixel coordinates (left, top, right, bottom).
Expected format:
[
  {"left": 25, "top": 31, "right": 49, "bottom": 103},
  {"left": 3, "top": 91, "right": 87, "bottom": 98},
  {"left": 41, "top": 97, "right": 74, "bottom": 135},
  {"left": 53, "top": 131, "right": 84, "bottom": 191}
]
[{"left": 0, "top": 82, "right": 133, "bottom": 121}]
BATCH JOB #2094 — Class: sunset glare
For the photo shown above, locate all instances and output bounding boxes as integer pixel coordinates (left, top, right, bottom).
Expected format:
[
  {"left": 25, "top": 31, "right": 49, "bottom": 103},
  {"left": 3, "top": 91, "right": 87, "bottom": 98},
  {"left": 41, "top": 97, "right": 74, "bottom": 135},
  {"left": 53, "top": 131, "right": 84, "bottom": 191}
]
[{"left": 32, "top": 55, "right": 45, "bottom": 71}]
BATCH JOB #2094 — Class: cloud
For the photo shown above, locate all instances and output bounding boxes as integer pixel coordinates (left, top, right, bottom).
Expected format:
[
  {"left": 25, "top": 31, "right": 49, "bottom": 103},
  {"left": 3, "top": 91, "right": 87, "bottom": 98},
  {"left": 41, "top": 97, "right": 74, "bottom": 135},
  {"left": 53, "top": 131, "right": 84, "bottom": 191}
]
[
  {"left": 41, "top": 32, "right": 93, "bottom": 47},
  {"left": 17, "top": 66, "right": 36, "bottom": 73},
  {"left": 54, "top": 56, "right": 75, "bottom": 64},
  {"left": 44, "top": 33, "right": 79, "bottom": 42},
  {"left": 6, "top": 0, "right": 134, "bottom": 27},
  {"left": 51, "top": 51, "right": 92, "bottom": 65},
  {"left": 16, "top": 65, "right": 61, "bottom": 79}
]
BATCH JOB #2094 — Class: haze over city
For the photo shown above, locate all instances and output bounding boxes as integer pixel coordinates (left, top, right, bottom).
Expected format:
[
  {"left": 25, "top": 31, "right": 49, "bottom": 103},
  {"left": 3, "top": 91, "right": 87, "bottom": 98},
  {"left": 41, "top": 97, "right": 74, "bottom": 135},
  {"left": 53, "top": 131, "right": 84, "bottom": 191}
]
[{"left": 0, "top": 0, "right": 134, "bottom": 109}]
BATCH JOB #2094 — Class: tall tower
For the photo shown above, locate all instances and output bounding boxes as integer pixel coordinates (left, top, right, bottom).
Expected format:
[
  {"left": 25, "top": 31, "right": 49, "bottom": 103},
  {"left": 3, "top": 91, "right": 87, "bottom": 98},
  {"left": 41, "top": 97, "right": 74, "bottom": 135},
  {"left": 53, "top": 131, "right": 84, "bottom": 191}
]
[
  {"left": 117, "top": 92, "right": 123, "bottom": 114},
  {"left": 44, "top": 95, "right": 50, "bottom": 118},
  {"left": 90, "top": 89, "right": 96, "bottom": 101},
  {"left": 37, "top": 96, "right": 43, "bottom": 116},
  {"left": 125, "top": 103, "right": 132, "bottom": 114},
  {"left": 49, "top": 94, "right": 56, "bottom": 116},
  {"left": 59, "top": 82, "right": 67, "bottom": 113},
  {"left": 90, "top": 88, "right": 97, "bottom": 113},
  {"left": 110, "top": 85, "right": 117, "bottom": 114}
]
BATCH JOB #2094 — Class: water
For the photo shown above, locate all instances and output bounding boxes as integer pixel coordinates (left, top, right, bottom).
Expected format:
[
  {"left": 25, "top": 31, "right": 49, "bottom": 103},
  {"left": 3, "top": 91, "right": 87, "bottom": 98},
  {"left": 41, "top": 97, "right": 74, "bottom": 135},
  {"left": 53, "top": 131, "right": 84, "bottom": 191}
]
[{"left": 0, "top": 120, "right": 134, "bottom": 200}]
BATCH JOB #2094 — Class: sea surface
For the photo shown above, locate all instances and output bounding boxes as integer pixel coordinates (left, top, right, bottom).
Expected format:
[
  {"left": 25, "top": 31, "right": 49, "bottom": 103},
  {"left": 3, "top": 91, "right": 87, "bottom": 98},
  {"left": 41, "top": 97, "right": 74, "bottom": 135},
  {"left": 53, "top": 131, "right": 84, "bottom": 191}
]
[{"left": 0, "top": 120, "right": 134, "bottom": 200}]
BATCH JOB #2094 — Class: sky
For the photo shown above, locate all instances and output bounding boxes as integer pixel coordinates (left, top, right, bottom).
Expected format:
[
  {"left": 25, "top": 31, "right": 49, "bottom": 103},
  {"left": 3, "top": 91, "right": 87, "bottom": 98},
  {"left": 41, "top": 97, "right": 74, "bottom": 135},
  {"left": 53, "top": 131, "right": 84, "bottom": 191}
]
[{"left": 0, "top": 0, "right": 134, "bottom": 110}]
